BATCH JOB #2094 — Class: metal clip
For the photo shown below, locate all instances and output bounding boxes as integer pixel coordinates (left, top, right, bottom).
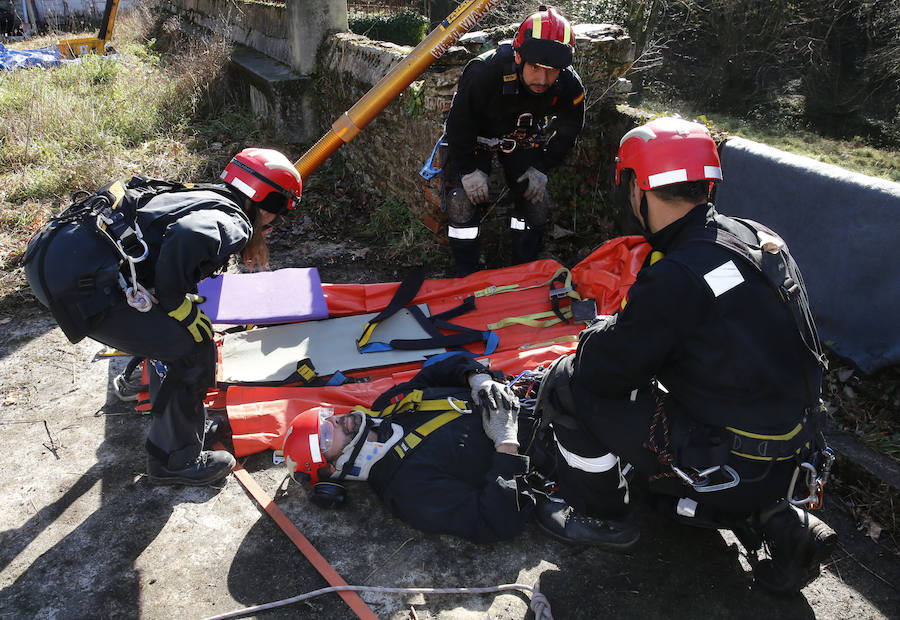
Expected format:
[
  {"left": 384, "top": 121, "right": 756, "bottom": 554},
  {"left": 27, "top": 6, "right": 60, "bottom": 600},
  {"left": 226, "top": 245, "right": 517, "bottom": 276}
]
[
  {"left": 672, "top": 464, "right": 740, "bottom": 493},
  {"left": 787, "top": 461, "right": 819, "bottom": 507},
  {"left": 499, "top": 137, "right": 517, "bottom": 153}
]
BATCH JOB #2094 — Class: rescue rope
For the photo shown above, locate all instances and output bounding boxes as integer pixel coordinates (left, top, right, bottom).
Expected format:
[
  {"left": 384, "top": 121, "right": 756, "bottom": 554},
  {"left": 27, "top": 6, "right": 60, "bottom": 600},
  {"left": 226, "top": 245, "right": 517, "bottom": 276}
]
[
  {"left": 647, "top": 391, "right": 677, "bottom": 482},
  {"left": 202, "top": 583, "right": 552, "bottom": 620}
]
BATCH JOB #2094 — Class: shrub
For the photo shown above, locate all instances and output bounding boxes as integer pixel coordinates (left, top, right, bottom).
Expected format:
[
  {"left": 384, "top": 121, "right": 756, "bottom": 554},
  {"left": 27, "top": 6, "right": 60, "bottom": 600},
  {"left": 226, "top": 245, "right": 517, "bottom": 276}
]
[{"left": 349, "top": 10, "right": 428, "bottom": 47}]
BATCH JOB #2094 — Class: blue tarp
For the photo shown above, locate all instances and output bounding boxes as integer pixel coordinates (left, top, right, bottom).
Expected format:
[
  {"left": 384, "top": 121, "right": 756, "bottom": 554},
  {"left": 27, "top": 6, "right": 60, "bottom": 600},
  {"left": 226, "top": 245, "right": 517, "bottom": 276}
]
[
  {"left": 716, "top": 137, "right": 900, "bottom": 374},
  {"left": 0, "top": 43, "right": 66, "bottom": 70}
]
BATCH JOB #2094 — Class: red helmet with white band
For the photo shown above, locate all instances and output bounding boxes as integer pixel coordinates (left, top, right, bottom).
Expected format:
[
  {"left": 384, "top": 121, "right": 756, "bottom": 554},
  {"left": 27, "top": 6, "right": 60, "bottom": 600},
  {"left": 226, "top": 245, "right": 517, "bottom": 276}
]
[
  {"left": 220, "top": 148, "right": 302, "bottom": 214},
  {"left": 513, "top": 5, "right": 574, "bottom": 69},
  {"left": 615, "top": 117, "right": 723, "bottom": 190},
  {"left": 283, "top": 406, "right": 334, "bottom": 485}
]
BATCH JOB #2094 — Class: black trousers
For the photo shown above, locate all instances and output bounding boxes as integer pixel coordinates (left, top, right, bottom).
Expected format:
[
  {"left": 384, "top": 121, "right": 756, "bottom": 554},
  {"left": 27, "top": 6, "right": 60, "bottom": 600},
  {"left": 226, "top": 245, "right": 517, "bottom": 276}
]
[
  {"left": 554, "top": 384, "right": 798, "bottom": 522},
  {"left": 91, "top": 298, "right": 215, "bottom": 470},
  {"left": 443, "top": 148, "right": 549, "bottom": 276}
]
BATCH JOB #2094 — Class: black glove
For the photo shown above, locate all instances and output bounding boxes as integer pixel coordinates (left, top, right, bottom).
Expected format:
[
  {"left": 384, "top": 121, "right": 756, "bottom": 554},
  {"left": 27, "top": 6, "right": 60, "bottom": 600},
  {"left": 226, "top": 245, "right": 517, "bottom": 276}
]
[{"left": 167, "top": 296, "right": 213, "bottom": 344}]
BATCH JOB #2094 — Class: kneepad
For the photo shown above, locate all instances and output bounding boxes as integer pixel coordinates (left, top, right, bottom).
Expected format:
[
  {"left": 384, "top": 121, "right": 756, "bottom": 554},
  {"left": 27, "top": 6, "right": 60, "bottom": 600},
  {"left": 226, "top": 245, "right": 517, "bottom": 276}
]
[{"left": 446, "top": 188, "right": 477, "bottom": 225}]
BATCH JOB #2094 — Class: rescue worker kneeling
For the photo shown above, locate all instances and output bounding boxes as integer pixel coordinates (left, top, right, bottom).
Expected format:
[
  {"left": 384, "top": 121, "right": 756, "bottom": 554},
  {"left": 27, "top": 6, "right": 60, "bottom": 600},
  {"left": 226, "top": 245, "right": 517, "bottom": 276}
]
[
  {"left": 534, "top": 117, "right": 837, "bottom": 595},
  {"left": 25, "top": 148, "right": 302, "bottom": 487},
  {"left": 282, "top": 354, "right": 539, "bottom": 544}
]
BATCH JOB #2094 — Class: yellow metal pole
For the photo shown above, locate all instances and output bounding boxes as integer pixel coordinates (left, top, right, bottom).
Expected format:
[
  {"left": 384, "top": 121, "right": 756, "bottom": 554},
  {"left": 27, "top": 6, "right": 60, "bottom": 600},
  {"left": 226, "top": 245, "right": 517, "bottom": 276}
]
[{"left": 294, "top": 0, "right": 502, "bottom": 180}]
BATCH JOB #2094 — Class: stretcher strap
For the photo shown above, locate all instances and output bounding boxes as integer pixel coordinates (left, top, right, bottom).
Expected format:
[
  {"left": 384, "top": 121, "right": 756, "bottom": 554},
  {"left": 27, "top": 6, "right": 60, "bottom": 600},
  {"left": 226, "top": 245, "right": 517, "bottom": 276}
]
[
  {"left": 487, "top": 305, "right": 573, "bottom": 330},
  {"left": 354, "top": 389, "right": 468, "bottom": 419},
  {"left": 226, "top": 454, "right": 378, "bottom": 620}
]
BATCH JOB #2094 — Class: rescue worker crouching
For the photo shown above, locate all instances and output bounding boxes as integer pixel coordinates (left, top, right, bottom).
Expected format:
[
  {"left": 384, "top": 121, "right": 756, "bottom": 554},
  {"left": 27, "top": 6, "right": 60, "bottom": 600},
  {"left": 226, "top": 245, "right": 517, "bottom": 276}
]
[
  {"left": 442, "top": 5, "right": 585, "bottom": 277},
  {"left": 24, "top": 148, "right": 302, "bottom": 487},
  {"left": 534, "top": 117, "right": 838, "bottom": 594},
  {"left": 282, "top": 354, "right": 540, "bottom": 544}
]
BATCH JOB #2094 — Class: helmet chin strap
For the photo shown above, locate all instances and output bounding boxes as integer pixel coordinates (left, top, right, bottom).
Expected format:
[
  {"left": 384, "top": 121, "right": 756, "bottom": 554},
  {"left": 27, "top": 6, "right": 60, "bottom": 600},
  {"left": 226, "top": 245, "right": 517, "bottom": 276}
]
[{"left": 638, "top": 194, "right": 651, "bottom": 235}]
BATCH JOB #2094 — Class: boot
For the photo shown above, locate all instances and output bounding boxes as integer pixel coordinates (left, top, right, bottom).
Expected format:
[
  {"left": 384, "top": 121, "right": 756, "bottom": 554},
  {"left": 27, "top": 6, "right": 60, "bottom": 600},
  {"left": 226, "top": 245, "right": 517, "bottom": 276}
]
[
  {"left": 147, "top": 449, "right": 236, "bottom": 486},
  {"left": 536, "top": 497, "right": 639, "bottom": 551},
  {"left": 752, "top": 502, "right": 837, "bottom": 595}
]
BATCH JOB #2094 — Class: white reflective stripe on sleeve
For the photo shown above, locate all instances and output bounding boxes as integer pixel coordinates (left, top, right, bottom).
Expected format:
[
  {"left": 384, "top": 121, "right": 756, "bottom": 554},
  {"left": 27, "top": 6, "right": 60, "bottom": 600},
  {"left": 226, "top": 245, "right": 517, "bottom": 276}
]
[
  {"left": 554, "top": 432, "right": 619, "bottom": 473},
  {"left": 704, "top": 165, "right": 723, "bottom": 180},
  {"left": 448, "top": 225, "right": 479, "bottom": 240},
  {"left": 630, "top": 389, "right": 639, "bottom": 402},
  {"left": 677, "top": 497, "right": 698, "bottom": 518},
  {"left": 647, "top": 168, "right": 688, "bottom": 188},
  {"left": 308, "top": 434, "right": 323, "bottom": 464},
  {"left": 703, "top": 260, "right": 744, "bottom": 297},
  {"left": 510, "top": 217, "right": 527, "bottom": 231},
  {"left": 229, "top": 176, "right": 257, "bottom": 199}
]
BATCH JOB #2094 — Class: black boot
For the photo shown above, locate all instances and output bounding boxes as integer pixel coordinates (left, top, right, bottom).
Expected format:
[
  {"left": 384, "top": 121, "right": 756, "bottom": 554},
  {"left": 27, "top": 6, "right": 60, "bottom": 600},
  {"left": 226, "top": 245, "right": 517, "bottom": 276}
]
[
  {"left": 536, "top": 497, "right": 640, "bottom": 551},
  {"left": 752, "top": 502, "right": 837, "bottom": 595},
  {"left": 147, "top": 450, "right": 236, "bottom": 486}
]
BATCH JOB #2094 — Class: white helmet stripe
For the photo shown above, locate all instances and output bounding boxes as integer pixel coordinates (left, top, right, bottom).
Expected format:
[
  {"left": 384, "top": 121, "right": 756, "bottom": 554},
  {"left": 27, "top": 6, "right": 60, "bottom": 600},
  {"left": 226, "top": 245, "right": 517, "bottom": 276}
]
[
  {"left": 648, "top": 169, "right": 688, "bottom": 188},
  {"left": 704, "top": 165, "right": 723, "bottom": 180},
  {"left": 308, "top": 434, "right": 323, "bottom": 463}
]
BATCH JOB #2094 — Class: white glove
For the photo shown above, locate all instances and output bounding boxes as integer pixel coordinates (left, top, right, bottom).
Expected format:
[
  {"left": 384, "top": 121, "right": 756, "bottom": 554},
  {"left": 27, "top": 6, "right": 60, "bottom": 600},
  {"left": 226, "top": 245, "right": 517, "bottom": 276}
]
[
  {"left": 516, "top": 166, "right": 548, "bottom": 203},
  {"left": 469, "top": 373, "right": 520, "bottom": 448},
  {"left": 461, "top": 169, "right": 490, "bottom": 204}
]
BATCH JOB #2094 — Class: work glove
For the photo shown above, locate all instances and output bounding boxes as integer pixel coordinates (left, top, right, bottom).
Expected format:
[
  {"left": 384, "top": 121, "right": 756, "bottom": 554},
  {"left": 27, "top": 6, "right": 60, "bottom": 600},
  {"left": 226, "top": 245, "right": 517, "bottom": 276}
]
[
  {"left": 516, "top": 166, "right": 548, "bottom": 203},
  {"left": 470, "top": 373, "right": 520, "bottom": 448},
  {"left": 461, "top": 169, "right": 490, "bottom": 205},
  {"left": 167, "top": 296, "right": 214, "bottom": 344}
]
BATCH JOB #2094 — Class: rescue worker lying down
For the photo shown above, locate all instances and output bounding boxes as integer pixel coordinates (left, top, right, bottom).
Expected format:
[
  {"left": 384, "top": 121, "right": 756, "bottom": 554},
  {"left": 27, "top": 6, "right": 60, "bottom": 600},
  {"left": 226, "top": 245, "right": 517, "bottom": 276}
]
[{"left": 281, "top": 353, "right": 540, "bottom": 544}]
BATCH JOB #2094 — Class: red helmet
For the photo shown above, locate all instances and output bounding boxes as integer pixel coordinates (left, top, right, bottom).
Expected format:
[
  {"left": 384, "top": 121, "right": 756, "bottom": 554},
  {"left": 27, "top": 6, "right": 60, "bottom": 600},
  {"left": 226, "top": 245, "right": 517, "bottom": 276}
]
[
  {"left": 616, "top": 117, "right": 723, "bottom": 190},
  {"left": 283, "top": 406, "right": 334, "bottom": 485},
  {"left": 220, "top": 148, "right": 302, "bottom": 214},
  {"left": 513, "top": 5, "right": 574, "bottom": 69}
]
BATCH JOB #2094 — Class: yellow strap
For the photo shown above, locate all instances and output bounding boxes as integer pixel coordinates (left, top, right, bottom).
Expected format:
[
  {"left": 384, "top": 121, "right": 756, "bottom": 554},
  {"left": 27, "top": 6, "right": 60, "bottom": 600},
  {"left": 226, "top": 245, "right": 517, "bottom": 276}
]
[
  {"left": 357, "top": 321, "right": 379, "bottom": 348},
  {"left": 108, "top": 180, "right": 126, "bottom": 210},
  {"left": 364, "top": 390, "right": 468, "bottom": 419},
  {"left": 473, "top": 267, "right": 581, "bottom": 301},
  {"left": 726, "top": 422, "right": 804, "bottom": 442},
  {"left": 487, "top": 306, "right": 573, "bottom": 330},
  {"left": 518, "top": 334, "right": 579, "bottom": 350},
  {"left": 393, "top": 411, "right": 462, "bottom": 458}
]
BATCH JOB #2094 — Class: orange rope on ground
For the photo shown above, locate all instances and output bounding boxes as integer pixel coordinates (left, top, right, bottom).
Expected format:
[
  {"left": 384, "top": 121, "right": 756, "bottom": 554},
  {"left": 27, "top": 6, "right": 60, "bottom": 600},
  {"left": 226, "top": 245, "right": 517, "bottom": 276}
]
[{"left": 225, "top": 455, "right": 378, "bottom": 620}]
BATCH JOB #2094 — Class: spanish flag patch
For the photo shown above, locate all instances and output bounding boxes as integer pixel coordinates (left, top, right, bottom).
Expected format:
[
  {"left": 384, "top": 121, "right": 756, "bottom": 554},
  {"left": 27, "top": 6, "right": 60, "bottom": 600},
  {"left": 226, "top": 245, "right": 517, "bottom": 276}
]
[{"left": 573, "top": 92, "right": 585, "bottom": 106}]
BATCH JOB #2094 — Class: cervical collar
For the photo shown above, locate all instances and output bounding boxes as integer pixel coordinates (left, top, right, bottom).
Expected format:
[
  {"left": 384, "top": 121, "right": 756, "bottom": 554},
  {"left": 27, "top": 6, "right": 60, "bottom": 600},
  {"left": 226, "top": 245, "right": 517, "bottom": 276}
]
[{"left": 333, "top": 415, "right": 403, "bottom": 481}]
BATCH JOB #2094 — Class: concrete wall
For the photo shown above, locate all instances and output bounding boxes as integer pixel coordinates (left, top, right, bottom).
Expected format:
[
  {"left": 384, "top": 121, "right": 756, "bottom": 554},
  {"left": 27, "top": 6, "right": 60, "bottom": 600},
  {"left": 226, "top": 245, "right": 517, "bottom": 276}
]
[{"left": 27, "top": 0, "right": 135, "bottom": 29}]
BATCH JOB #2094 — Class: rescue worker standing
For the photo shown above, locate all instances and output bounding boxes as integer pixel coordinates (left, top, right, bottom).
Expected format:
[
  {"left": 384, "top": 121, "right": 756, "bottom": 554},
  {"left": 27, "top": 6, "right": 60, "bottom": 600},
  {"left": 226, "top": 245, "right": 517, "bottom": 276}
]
[
  {"left": 282, "top": 354, "right": 537, "bottom": 544},
  {"left": 24, "top": 148, "right": 302, "bottom": 487},
  {"left": 443, "top": 5, "right": 585, "bottom": 276},
  {"left": 535, "top": 118, "right": 838, "bottom": 594}
]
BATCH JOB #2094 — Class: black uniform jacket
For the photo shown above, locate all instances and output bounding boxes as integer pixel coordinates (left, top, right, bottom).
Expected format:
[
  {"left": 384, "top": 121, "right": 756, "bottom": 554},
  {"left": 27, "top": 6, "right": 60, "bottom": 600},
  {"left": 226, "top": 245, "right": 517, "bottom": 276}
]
[
  {"left": 572, "top": 204, "right": 820, "bottom": 436},
  {"left": 444, "top": 44, "right": 585, "bottom": 176},
  {"left": 26, "top": 184, "right": 251, "bottom": 342},
  {"left": 367, "top": 354, "right": 535, "bottom": 544}
]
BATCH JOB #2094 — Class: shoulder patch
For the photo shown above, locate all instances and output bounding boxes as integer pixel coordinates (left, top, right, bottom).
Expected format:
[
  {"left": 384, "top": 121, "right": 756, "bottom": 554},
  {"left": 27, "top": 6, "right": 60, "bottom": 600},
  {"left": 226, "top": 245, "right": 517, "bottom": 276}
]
[{"left": 703, "top": 260, "right": 744, "bottom": 297}]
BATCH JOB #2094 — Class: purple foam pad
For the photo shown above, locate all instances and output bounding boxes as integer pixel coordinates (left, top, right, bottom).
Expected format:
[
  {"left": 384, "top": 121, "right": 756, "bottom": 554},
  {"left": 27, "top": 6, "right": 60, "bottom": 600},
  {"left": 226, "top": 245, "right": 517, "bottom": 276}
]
[{"left": 198, "top": 268, "right": 328, "bottom": 325}]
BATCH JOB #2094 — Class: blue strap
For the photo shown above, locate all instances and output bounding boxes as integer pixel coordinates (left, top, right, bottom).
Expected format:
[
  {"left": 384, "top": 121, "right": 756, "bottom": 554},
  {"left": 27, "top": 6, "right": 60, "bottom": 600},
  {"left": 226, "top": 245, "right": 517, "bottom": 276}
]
[{"left": 418, "top": 134, "right": 447, "bottom": 180}]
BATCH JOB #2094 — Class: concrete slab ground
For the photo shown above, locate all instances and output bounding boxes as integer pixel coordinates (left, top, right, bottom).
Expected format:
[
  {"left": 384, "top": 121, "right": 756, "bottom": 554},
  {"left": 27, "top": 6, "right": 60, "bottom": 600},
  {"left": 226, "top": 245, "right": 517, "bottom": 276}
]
[{"left": 1, "top": 311, "right": 898, "bottom": 619}]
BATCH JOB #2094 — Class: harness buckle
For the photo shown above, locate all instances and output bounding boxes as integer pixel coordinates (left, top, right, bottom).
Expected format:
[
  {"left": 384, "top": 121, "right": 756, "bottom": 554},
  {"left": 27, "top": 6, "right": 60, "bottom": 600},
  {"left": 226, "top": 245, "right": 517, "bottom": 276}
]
[{"left": 549, "top": 285, "right": 573, "bottom": 299}]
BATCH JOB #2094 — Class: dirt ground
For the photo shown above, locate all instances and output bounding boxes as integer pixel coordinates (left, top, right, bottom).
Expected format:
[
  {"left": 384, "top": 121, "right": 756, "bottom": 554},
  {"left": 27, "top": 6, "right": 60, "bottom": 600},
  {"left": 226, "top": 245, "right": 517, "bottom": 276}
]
[{"left": 1, "top": 227, "right": 899, "bottom": 620}]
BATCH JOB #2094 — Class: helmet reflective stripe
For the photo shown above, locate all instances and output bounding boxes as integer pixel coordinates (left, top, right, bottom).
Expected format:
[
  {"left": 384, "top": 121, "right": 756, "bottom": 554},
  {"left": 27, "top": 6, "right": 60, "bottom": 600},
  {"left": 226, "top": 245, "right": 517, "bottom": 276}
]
[
  {"left": 226, "top": 174, "right": 257, "bottom": 199},
  {"left": 308, "top": 433, "right": 323, "bottom": 463},
  {"left": 704, "top": 166, "right": 723, "bottom": 180},
  {"left": 532, "top": 14, "right": 541, "bottom": 39},
  {"left": 648, "top": 168, "right": 688, "bottom": 188}
]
